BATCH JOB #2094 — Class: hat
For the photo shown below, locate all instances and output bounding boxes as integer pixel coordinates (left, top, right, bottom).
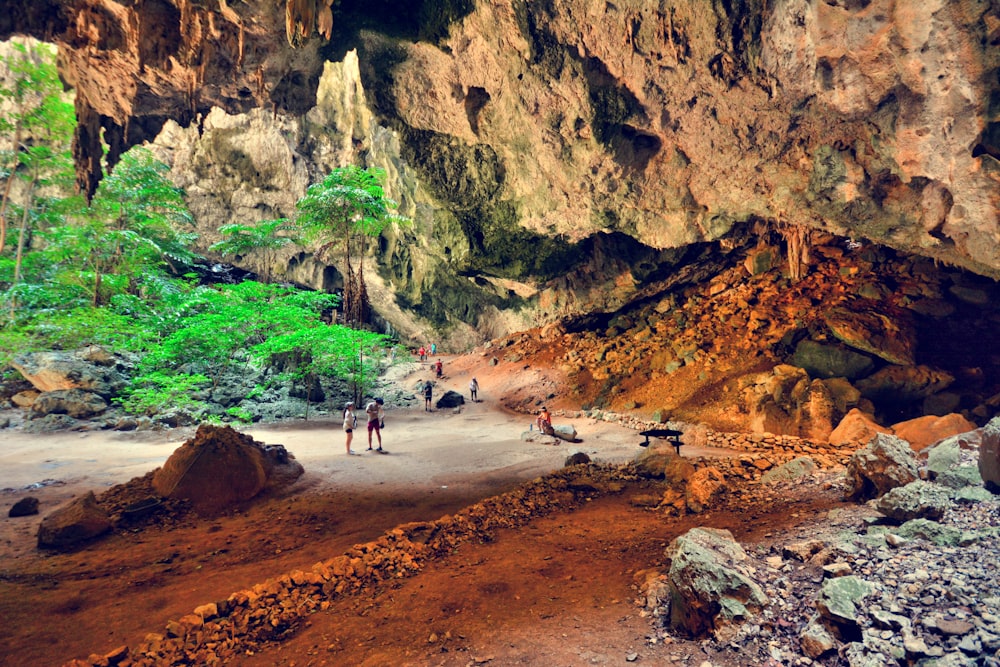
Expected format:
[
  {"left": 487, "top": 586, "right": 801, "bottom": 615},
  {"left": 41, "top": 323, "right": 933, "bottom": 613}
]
[
  {"left": 345, "top": 401, "right": 354, "bottom": 407},
  {"left": 375, "top": 398, "right": 384, "bottom": 405}
]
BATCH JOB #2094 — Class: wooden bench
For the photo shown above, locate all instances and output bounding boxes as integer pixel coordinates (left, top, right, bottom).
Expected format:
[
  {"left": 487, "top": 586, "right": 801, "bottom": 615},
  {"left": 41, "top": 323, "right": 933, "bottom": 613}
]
[{"left": 639, "top": 428, "right": 684, "bottom": 456}]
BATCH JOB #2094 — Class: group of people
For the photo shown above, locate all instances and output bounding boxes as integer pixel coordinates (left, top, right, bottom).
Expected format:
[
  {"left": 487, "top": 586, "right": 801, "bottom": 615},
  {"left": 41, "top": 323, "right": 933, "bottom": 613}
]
[
  {"left": 342, "top": 397, "right": 385, "bottom": 455},
  {"left": 416, "top": 342, "right": 437, "bottom": 361},
  {"left": 341, "top": 378, "right": 556, "bottom": 456}
]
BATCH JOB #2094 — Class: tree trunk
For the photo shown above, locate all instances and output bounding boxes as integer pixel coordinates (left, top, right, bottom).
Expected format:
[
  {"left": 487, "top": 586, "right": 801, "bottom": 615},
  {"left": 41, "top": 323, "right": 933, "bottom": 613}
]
[{"left": 0, "top": 123, "right": 23, "bottom": 254}]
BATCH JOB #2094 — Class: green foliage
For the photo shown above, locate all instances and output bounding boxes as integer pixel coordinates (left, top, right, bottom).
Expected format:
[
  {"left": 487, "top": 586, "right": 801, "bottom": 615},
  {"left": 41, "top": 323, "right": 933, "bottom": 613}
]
[
  {"left": 115, "top": 371, "right": 210, "bottom": 417},
  {"left": 209, "top": 218, "right": 299, "bottom": 282},
  {"left": 251, "top": 323, "right": 389, "bottom": 406},
  {"left": 225, "top": 405, "right": 254, "bottom": 423}
]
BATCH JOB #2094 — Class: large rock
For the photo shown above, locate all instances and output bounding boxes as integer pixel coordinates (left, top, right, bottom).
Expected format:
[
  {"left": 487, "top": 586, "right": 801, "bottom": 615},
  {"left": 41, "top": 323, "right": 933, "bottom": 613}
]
[
  {"left": 828, "top": 408, "right": 891, "bottom": 448},
  {"left": 890, "top": 413, "right": 978, "bottom": 452},
  {"left": 856, "top": 365, "right": 955, "bottom": 405},
  {"left": 845, "top": 433, "right": 920, "bottom": 501},
  {"left": 663, "top": 527, "right": 768, "bottom": 640},
  {"left": 790, "top": 339, "right": 875, "bottom": 380},
  {"left": 11, "top": 348, "right": 127, "bottom": 398},
  {"left": 37, "top": 491, "right": 112, "bottom": 550},
  {"left": 816, "top": 575, "right": 874, "bottom": 642},
  {"left": 31, "top": 389, "right": 109, "bottom": 419},
  {"left": 981, "top": 417, "right": 1000, "bottom": 494},
  {"left": 875, "top": 480, "right": 954, "bottom": 523},
  {"left": 152, "top": 424, "right": 303, "bottom": 513},
  {"left": 685, "top": 466, "right": 728, "bottom": 514},
  {"left": 822, "top": 305, "right": 916, "bottom": 366},
  {"left": 435, "top": 390, "right": 466, "bottom": 409}
]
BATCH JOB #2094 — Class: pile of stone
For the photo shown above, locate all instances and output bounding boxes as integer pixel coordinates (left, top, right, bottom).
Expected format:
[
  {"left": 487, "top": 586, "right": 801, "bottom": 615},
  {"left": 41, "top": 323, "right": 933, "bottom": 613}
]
[{"left": 635, "top": 419, "right": 1000, "bottom": 666}]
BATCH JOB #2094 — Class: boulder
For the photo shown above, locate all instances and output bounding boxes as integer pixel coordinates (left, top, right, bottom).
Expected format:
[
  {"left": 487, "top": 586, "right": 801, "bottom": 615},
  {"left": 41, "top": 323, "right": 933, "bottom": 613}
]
[
  {"left": 11, "top": 348, "right": 127, "bottom": 397},
  {"left": 760, "top": 456, "right": 817, "bottom": 485},
  {"left": 37, "top": 491, "right": 112, "bottom": 549},
  {"left": 815, "top": 575, "right": 874, "bottom": 642},
  {"left": 8, "top": 496, "right": 40, "bottom": 517},
  {"left": 828, "top": 408, "right": 891, "bottom": 447},
  {"left": 822, "top": 305, "right": 916, "bottom": 366},
  {"left": 856, "top": 365, "right": 955, "bottom": 405},
  {"left": 925, "top": 434, "right": 982, "bottom": 488},
  {"left": 31, "top": 389, "right": 109, "bottom": 419},
  {"left": 663, "top": 527, "right": 768, "bottom": 639},
  {"left": 685, "top": 466, "right": 727, "bottom": 513},
  {"left": 550, "top": 423, "right": 578, "bottom": 441},
  {"left": 790, "top": 339, "right": 875, "bottom": 380},
  {"left": 10, "top": 389, "right": 39, "bottom": 408},
  {"left": 980, "top": 416, "right": 1000, "bottom": 494},
  {"left": 845, "top": 433, "right": 920, "bottom": 501},
  {"left": 152, "top": 424, "right": 303, "bottom": 513},
  {"left": 875, "top": 480, "right": 954, "bottom": 522},
  {"left": 800, "top": 616, "right": 838, "bottom": 658},
  {"left": 890, "top": 413, "right": 978, "bottom": 451},
  {"left": 435, "top": 390, "right": 465, "bottom": 409}
]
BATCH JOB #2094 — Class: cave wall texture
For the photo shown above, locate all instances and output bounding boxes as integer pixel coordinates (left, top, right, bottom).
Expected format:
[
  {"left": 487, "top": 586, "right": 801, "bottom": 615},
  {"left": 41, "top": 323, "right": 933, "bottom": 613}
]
[{"left": 4, "top": 0, "right": 999, "bottom": 346}]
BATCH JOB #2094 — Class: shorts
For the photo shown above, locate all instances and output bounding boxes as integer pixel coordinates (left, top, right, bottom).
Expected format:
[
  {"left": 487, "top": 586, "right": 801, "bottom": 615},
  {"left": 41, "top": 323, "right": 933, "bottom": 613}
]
[
  {"left": 367, "top": 420, "right": 380, "bottom": 432},
  {"left": 344, "top": 427, "right": 353, "bottom": 433}
]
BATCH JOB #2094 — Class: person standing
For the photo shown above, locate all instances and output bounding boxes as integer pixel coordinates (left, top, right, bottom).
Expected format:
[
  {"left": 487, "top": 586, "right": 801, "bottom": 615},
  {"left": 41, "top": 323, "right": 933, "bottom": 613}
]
[
  {"left": 418, "top": 346, "right": 426, "bottom": 361},
  {"left": 424, "top": 380, "right": 433, "bottom": 411},
  {"left": 343, "top": 401, "right": 358, "bottom": 455},
  {"left": 365, "top": 398, "right": 385, "bottom": 451},
  {"left": 430, "top": 342, "right": 437, "bottom": 355},
  {"left": 469, "top": 377, "right": 479, "bottom": 402}
]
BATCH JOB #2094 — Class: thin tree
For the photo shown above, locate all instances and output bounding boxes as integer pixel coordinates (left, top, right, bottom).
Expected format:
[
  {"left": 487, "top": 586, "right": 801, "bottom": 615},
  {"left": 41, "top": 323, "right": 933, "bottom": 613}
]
[
  {"left": 0, "top": 40, "right": 73, "bottom": 257},
  {"left": 295, "top": 166, "right": 406, "bottom": 326}
]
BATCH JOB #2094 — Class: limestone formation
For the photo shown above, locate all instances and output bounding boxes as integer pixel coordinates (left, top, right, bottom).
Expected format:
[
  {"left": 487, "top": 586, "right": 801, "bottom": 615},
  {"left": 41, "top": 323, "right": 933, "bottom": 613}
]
[
  {"left": 31, "top": 389, "right": 109, "bottom": 419},
  {"left": 4, "top": 1, "right": 999, "bottom": 348},
  {"left": 11, "top": 348, "right": 127, "bottom": 397}
]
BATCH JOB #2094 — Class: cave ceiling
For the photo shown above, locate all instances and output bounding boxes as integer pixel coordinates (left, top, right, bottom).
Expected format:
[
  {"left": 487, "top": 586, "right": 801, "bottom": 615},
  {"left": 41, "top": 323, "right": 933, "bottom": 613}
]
[{"left": 3, "top": 0, "right": 1000, "bottom": 280}]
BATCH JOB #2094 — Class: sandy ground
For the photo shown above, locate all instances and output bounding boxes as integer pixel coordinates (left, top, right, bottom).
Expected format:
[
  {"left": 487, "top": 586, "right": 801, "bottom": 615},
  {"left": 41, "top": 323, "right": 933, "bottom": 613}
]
[
  {"left": 0, "top": 358, "right": 693, "bottom": 560},
  {"left": 0, "top": 358, "right": 780, "bottom": 667}
]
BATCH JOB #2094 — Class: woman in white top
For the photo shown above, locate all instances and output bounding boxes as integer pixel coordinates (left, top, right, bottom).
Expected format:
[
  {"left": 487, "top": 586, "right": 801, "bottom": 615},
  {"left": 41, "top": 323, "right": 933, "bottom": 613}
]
[{"left": 343, "top": 401, "right": 357, "bottom": 455}]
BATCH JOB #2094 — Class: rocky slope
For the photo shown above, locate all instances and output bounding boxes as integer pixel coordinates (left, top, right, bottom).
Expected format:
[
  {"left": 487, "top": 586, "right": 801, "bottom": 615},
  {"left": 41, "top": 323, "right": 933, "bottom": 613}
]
[{"left": 4, "top": 0, "right": 999, "bottom": 349}]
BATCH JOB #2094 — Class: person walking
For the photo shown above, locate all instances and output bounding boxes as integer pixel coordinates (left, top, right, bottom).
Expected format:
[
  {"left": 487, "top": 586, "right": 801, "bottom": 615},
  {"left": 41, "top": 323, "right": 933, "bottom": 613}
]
[
  {"left": 435, "top": 359, "right": 443, "bottom": 378},
  {"left": 417, "top": 346, "right": 426, "bottom": 362},
  {"left": 343, "top": 401, "right": 358, "bottom": 455},
  {"left": 469, "top": 377, "right": 479, "bottom": 402},
  {"left": 423, "top": 380, "right": 433, "bottom": 411},
  {"left": 365, "top": 398, "right": 385, "bottom": 451},
  {"left": 430, "top": 342, "right": 437, "bottom": 355}
]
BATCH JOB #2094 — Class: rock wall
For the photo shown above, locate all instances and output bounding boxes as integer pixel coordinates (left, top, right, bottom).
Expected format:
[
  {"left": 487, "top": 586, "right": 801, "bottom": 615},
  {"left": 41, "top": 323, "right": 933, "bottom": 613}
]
[{"left": 4, "top": 0, "right": 1000, "bottom": 345}]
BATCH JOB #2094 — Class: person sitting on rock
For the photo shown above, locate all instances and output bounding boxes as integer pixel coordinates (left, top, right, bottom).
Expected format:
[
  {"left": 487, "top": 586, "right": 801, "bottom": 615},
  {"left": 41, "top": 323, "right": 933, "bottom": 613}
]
[{"left": 536, "top": 406, "right": 552, "bottom": 434}]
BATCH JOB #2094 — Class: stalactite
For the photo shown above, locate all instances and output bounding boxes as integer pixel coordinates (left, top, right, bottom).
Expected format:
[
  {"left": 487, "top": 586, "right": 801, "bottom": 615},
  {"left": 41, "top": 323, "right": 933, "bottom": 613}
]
[{"left": 781, "top": 224, "right": 811, "bottom": 281}]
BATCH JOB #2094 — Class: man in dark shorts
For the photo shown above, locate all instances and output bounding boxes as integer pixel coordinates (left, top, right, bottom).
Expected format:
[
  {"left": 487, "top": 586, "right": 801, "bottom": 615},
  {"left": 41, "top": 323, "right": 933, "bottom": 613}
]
[
  {"left": 424, "top": 381, "right": 433, "bottom": 411},
  {"left": 365, "top": 398, "right": 384, "bottom": 451}
]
